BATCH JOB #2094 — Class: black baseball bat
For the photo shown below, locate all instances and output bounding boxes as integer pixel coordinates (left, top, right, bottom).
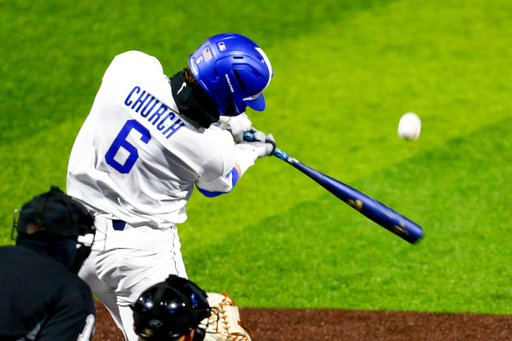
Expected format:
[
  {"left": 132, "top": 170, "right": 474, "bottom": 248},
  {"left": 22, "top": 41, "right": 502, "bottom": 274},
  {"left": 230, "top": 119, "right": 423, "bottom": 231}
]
[{"left": 244, "top": 132, "right": 424, "bottom": 244}]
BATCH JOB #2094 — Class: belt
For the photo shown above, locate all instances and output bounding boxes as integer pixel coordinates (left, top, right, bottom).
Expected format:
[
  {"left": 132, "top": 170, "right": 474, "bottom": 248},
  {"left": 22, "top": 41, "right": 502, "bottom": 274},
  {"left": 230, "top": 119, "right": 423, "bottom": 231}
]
[{"left": 112, "top": 220, "right": 126, "bottom": 231}]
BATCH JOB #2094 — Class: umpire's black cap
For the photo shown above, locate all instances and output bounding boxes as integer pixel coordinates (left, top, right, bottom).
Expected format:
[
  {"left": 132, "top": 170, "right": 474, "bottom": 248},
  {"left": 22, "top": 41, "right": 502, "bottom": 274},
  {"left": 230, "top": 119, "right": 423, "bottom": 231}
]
[{"left": 14, "top": 186, "right": 95, "bottom": 239}]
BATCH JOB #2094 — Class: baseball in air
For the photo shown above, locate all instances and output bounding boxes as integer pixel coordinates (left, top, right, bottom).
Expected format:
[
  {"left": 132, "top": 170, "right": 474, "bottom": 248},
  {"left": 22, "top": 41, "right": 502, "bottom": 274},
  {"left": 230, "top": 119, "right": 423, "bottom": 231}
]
[{"left": 398, "top": 113, "right": 421, "bottom": 141}]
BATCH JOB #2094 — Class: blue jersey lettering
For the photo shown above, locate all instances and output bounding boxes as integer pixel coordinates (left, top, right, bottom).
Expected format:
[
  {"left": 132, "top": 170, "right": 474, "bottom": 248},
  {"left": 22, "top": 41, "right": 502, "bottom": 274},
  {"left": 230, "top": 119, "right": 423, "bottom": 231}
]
[
  {"left": 124, "top": 86, "right": 141, "bottom": 106},
  {"left": 148, "top": 104, "right": 168, "bottom": 125},
  {"left": 132, "top": 91, "right": 152, "bottom": 113},
  {"left": 164, "top": 119, "right": 185, "bottom": 139},
  {"left": 124, "top": 86, "right": 185, "bottom": 140},
  {"left": 156, "top": 112, "right": 176, "bottom": 131},
  {"left": 140, "top": 96, "right": 156, "bottom": 117},
  {"left": 141, "top": 98, "right": 160, "bottom": 118}
]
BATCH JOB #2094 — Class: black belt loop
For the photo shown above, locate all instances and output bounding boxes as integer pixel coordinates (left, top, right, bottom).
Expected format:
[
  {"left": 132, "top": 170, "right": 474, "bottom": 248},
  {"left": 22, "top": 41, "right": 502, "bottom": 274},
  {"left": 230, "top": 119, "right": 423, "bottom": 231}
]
[{"left": 112, "top": 220, "right": 126, "bottom": 231}]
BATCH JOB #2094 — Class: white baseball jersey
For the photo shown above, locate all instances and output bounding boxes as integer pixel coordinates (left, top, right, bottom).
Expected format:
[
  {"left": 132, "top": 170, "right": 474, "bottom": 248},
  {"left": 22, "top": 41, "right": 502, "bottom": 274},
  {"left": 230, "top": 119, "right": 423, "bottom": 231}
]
[{"left": 67, "top": 51, "right": 236, "bottom": 228}]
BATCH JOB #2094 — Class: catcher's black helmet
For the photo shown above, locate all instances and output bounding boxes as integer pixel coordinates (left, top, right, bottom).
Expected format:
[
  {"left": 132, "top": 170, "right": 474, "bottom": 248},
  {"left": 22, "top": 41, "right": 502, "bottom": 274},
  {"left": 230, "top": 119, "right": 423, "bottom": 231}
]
[{"left": 133, "top": 275, "right": 211, "bottom": 341}]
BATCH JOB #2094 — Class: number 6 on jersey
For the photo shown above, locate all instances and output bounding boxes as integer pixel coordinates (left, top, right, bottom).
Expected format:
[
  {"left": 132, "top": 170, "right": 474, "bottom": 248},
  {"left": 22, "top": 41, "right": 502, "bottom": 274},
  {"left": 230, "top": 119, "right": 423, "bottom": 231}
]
[{"left": 105, "top": 120, "right": 151, "bottom": 174}]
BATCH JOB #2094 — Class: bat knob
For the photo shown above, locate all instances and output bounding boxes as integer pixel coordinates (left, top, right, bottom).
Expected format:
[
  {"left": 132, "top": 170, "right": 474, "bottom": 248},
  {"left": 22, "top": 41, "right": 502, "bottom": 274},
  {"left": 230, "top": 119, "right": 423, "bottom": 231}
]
[
  {"left": 243, "top": 131, "right": 255, "bottom": 141},
  {"left": 243, "top": 131, "right": 289, "bottom": 161}
]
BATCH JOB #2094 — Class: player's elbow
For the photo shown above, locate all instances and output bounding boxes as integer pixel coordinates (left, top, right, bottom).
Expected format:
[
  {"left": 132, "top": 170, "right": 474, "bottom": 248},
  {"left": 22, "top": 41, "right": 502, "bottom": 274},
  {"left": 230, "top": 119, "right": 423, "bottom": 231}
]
[{"left": 196, "top": 167, "right": 240, "bottom": 198}]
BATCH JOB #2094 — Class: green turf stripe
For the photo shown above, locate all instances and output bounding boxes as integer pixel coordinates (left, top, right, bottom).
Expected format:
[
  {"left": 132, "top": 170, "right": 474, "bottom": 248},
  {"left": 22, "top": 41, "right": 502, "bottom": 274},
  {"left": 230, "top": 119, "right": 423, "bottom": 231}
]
[{"left": 183, "top": 116, "right": 512, "bottom": 314}]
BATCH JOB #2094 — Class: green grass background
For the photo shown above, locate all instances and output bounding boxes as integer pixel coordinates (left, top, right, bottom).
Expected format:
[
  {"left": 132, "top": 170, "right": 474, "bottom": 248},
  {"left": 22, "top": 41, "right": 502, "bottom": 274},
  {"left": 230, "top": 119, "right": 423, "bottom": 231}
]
[{"left": 2, "top": 0, "right": 512, "bottom": 314}]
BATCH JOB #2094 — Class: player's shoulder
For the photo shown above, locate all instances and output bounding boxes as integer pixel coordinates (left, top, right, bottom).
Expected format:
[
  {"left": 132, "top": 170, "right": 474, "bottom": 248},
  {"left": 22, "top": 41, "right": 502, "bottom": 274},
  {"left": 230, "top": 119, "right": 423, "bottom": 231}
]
[
  {"left": 113, "top": 50, "right": 159, "bottom": 64},
  {"left": 204, "top": 122, "right": 235, "bottom": 147},
  {"left": 207, "top": 121, "right": 230, "bottom": 135},
  {"left": 169, "top": 121, "right": 234, "bottom": 163},
  {"left": 201, "top": 123, "right": 236, "bottom": 163},
  {"left": 104, "top": 50, "right": 164, "bottom": 80},
  {"left": 175, "top": 121, "right": 231, "bottom": 143}
]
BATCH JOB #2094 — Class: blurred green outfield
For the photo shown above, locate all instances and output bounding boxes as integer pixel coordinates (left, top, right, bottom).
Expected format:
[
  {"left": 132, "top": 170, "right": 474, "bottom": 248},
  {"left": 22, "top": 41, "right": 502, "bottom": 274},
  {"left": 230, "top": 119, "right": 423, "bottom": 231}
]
[{"left": 1, "top": 0, "right": 512, "bottom": 314}]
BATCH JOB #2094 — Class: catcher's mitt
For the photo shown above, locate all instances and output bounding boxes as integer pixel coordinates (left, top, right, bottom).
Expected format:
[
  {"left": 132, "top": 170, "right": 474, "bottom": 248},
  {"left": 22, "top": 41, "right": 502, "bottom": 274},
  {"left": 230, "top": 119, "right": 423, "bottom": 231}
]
[{"left": 200, "top": 292, "right": 253, "bottom": 341}]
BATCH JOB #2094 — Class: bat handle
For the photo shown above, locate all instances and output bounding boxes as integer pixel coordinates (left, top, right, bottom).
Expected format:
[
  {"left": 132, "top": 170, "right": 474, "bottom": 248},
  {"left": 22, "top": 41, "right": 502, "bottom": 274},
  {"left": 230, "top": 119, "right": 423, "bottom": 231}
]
[{"left": 243, "top": 131, "right": 290, "bottom": 162}]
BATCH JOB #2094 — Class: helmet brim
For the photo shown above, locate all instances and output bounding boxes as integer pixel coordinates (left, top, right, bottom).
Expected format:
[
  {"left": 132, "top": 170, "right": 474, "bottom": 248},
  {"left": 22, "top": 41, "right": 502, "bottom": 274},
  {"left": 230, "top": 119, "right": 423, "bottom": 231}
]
[{"left": 244, "top": 94, "right": 265, "bottom": 111}]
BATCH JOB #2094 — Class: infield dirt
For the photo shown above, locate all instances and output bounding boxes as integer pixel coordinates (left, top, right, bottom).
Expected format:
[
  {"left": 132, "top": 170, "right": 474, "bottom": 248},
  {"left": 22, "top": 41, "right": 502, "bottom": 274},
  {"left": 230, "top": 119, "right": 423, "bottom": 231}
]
[{"left": 94, "top": 301, "right": 512, "bottom": 340}]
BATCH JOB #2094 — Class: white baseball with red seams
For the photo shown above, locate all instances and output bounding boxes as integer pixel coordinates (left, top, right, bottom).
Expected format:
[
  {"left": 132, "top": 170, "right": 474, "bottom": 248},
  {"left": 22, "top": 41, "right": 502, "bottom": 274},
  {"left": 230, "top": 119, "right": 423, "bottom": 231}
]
[{"left": 398, "top": 112, "right": 421, "bottom": 141}]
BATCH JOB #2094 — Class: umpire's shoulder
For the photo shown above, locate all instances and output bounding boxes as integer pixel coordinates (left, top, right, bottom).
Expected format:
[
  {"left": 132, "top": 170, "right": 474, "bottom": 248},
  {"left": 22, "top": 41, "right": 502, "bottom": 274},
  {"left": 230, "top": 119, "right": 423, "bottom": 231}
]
[{"left": 59, "top": 274, "right": 96, "bottom": 313}]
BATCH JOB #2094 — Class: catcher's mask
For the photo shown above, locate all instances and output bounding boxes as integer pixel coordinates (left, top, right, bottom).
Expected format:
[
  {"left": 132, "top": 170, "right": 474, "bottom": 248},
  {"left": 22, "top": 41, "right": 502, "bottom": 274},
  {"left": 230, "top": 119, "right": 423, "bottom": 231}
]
[
  {"left": 132, "top": 275, "right": 211, "bottom": 341},
  {"left": 11, "top": 185, "right": 96, "bottom": 273}
]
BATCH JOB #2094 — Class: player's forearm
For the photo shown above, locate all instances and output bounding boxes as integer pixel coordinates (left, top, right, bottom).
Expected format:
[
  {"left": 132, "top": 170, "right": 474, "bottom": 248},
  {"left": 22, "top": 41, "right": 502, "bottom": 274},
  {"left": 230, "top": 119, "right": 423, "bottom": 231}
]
[
  {"left": 196, "top": 141, "right": 270, "bottom": 198},
  {"left": 234, "top": 146, "right": 257, "bottom": 177},
  {"left": 234, "top": 162, "right": 242, "bottom": 180}
]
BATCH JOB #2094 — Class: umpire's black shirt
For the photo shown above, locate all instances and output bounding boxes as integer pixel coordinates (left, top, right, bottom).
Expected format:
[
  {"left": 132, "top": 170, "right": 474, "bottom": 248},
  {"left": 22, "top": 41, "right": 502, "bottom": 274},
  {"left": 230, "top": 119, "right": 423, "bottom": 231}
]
[{"left": 0, "top": 246, "right": 95, "bottom": 341}]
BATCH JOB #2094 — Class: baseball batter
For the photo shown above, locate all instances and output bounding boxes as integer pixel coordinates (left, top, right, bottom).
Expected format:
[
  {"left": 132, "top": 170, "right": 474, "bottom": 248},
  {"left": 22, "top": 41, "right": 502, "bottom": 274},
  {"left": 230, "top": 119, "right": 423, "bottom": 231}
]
[{"left": 66, "top": 33, "right": 274, "bottom": 340}]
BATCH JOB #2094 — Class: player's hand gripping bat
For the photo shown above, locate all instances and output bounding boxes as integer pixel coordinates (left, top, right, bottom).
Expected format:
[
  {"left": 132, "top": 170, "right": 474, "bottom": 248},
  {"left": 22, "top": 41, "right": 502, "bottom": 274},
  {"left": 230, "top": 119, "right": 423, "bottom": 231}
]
[{"left": 244, "top": 132, "right": 424, "bottom": 244}]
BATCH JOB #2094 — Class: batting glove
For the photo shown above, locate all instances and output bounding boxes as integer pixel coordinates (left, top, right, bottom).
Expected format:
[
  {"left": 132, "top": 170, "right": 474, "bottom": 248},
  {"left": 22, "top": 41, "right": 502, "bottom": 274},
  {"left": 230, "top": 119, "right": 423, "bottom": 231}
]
[
  {"left": 219, "top": 113, "right": 252, "bottom": 143},
  {"left": 237, "top": 129, "right": 276, "bottom": 158}
]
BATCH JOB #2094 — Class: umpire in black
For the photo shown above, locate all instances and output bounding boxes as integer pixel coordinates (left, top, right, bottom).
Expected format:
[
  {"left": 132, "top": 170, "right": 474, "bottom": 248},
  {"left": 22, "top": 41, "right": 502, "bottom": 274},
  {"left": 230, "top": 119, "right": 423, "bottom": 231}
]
[{"left": 0, "top": 186, "right": 97, "bottom": 341}]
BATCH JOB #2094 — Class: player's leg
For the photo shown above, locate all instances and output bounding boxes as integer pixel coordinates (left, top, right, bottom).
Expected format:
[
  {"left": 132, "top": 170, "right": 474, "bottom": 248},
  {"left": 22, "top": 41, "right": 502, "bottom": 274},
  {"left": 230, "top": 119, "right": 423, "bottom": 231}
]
[
  {"left": 79, "top": 249, "right": 126, "bottom": 335},
  {"left": 78, "top": 217, "right": 128, "bottom": 333},
  {"left": 98, "top": 224, "right": 187, "bottom": 341}
]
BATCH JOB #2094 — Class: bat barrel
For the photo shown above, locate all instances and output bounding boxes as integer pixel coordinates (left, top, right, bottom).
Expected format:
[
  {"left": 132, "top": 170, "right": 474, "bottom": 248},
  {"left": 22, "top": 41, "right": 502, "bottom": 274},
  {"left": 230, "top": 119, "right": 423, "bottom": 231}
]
[
  {"left": 291, "top": 160, "right": 424, "bottom": 244},
  {"left": 243, "top": 131, "right": 424, "bottom": 244}
]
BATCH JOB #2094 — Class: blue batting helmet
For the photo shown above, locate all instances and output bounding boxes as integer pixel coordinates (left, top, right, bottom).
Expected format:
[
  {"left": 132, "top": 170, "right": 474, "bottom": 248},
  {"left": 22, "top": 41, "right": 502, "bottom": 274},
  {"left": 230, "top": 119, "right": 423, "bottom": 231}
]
[{"left": 189, "top": 33, "right": 273, "bottom": 117}]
